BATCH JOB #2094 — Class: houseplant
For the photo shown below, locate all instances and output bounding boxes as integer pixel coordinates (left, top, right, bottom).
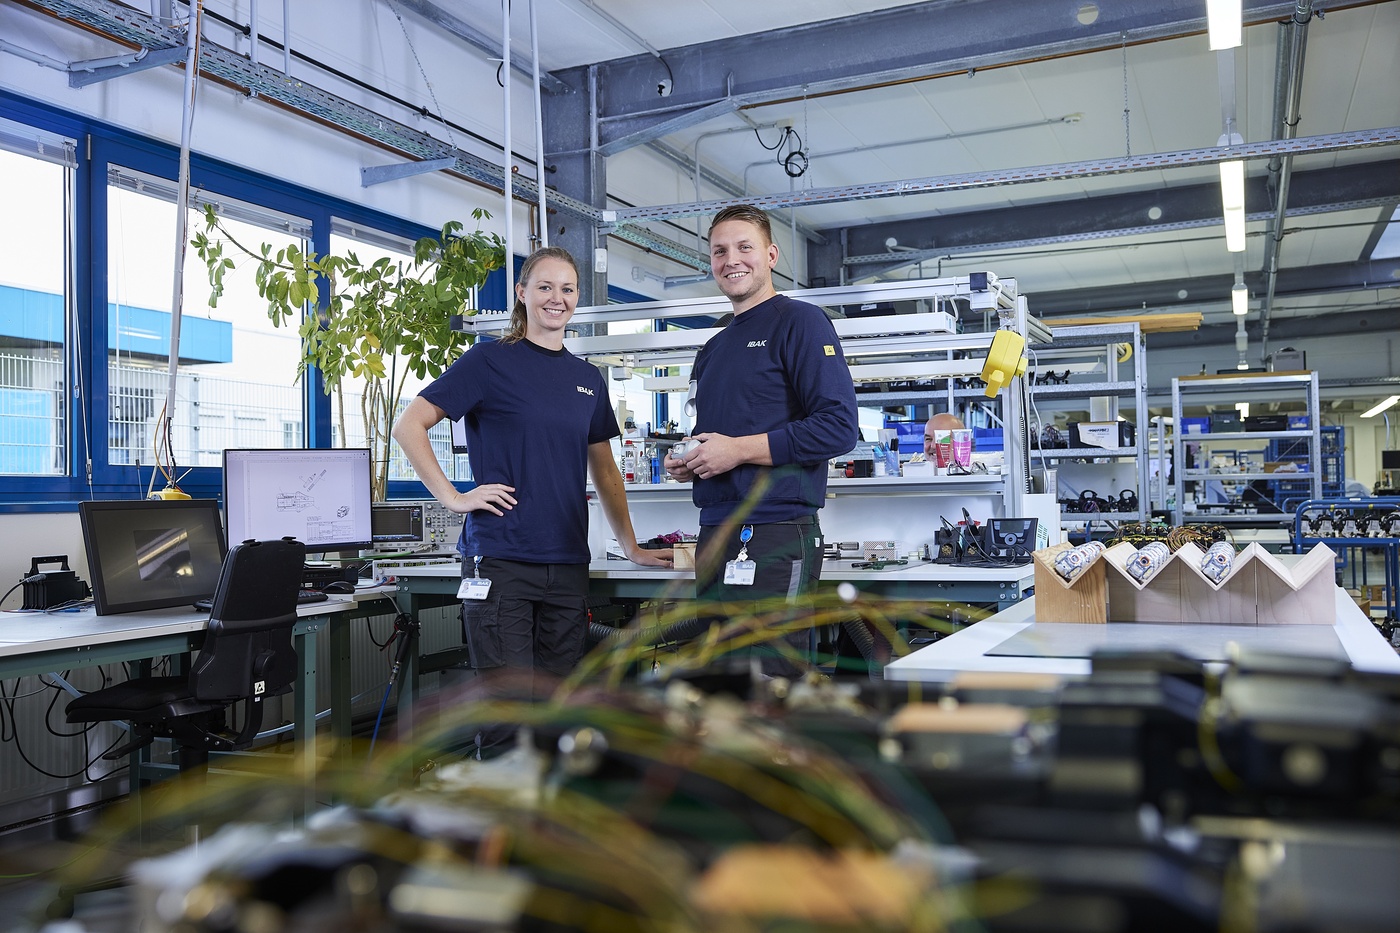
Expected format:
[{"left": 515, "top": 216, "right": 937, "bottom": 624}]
[{"left": 194, "top": 205, "right": 505, "bottom": 499}]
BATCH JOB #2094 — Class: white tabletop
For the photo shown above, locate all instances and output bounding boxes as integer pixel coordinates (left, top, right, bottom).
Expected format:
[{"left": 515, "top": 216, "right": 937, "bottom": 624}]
[
  {"left": 0, "top": 596, "right": 353, "bottom": 657},
  {"left": 884, "top": 586, "right": 1400, "bottom": 682},
  {"left": 589, "top": 558, "right": 1035, "bottom": 584}
]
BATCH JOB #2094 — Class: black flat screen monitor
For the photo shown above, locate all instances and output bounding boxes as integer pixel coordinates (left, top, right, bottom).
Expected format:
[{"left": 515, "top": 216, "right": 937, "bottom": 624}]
[
  {"left": 223, "top": 448, "right": 373, "bottom": 553},
  {"left": 79, "top": 498, "right": 228, "bottom": 615},
  {"left": 1383, "top": 450, "right": 1400, "bottom": 471}
]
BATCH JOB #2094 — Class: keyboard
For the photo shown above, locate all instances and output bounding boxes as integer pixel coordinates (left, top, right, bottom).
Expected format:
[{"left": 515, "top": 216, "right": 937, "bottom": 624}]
[{"left": 192, "top": 589, "right": 329, "bottom": 612}]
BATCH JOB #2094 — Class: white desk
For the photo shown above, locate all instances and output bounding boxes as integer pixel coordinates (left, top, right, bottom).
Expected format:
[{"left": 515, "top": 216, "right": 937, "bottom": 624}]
[
  {"left": 389, "top": 558, "right": 1034, "bottom": 616},
  {"left": 594, "top": 558, "right": 1033, "bottom": 608},
  {"left": 0, "top": 596, "right": 361, "bottom": 794},
  {"left": 884, "top": 587, "right": 1400, "bottom": 682}
]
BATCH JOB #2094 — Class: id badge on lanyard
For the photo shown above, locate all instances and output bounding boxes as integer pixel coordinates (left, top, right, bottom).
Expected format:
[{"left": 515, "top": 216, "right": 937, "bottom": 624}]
[
  {"left": 723, "top": 525, "right": 757, "bottom": 586},
  {"left": 458, "top": 555, "right": 493, "bottom": 600}
]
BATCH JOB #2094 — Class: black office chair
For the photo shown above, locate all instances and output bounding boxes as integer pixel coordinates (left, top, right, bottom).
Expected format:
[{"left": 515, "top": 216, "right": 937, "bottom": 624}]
[{"left": 67, "top": 537, "right": 306, "bottom": 771}]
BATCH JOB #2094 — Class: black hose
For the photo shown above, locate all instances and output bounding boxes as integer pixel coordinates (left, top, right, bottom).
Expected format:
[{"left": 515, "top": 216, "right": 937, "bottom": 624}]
[
  {"left": 586, "top": 615, "right": 714, "bottom": 649},
  {"left": 840, "top": 616, "right": 889, "bottom": 680}
]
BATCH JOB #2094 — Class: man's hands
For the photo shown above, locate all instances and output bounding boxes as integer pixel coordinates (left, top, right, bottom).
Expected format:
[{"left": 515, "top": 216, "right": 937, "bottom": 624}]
[
  {"left": 449, "top": 483, "right": 516, "bottom": 516},
  {"left": 662, "top": 432, "right": 770, "bottom": 481}
]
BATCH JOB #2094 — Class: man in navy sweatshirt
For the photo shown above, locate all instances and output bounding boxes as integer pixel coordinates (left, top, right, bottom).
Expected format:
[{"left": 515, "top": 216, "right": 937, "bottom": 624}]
[{"left": 664, "top": 204, "right": 858, "bottom": 673}]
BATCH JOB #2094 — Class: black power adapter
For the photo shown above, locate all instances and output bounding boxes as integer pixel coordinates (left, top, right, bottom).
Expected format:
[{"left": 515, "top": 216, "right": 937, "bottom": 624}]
[{"left": 21, "top": 555, "right": 92, "bottom": 609}]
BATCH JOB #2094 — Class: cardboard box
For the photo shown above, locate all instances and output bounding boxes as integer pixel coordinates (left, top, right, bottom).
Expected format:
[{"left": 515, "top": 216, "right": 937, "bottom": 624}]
[
  {"left": 1068, "top": 421, "right": 1135, "bottom": 449},
  {"left": 1175, "top": 542, "right": 1258, "bottom": 625},
  {"left": 672, "top": 543, "right": 696, "bottom": 570},
  {"left": 1101, "top": 542, "right": 1183, "bottom": 623},
  {"left": 1031, "top": 543, "right": 1107, "bottom": 623}
]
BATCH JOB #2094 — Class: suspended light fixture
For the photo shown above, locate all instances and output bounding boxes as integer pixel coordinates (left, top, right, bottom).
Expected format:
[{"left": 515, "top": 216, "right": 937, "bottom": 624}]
[
  {"left": 1361, "top": 396, "right": 1400, "bottom": 418},
  {"left": 1231, "top": 277, "right": 1248, "bottom": 315},
  {"left": 1207, "top": 0, "right": 1243, "bottom": 50},
  {"left": 1220, "top": 159, "right": 1246, "bottom": 252}
]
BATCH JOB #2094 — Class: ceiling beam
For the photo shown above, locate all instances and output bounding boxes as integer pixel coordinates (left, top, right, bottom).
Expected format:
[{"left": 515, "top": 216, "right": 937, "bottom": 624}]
[
  {"left": 1145, "top": 306, "right": 1400, "bottom": 350},
  {"left": 587, "top": 0, "right": 1309, "bottom": 155},
  {"left": 382, "top": 0, "right": 570, "bottom": 94},
  {"left": 1032, "top": 256, "right": 1400, "bottom": 316},
  {"left": 834, "top": 160, "right": 1400, "bottom": 281}
]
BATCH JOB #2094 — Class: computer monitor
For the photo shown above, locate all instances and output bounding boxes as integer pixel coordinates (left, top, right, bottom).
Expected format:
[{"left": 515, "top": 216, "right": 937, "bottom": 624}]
[
  {"left": 371, "top": 501, "right": 425, "bottom": 546},
  {"left": 79, "top": 498, "right": 227, "bottom": 615},
  {"left": 223, "top": 448, "right": 373, "bottom": 553},
  {"left": 1382, "top": 450, "right": 1400, "bottom": 471}
]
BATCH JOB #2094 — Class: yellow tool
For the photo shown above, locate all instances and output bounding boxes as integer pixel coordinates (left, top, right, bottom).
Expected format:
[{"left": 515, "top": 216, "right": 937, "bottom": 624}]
[
  {"left": 150, "top": 487, "right": 192, "bottom": 500},
  {"left": 979, "top": 329, "right": 1028, "bottom": 398}
]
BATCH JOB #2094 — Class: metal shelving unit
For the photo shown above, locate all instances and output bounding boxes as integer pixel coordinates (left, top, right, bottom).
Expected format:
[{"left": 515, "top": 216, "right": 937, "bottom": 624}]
[
  {"left": 531, "top": 275, "right": 1041, "bottom": 521},
  {"left": 1028, "top": 323, "right": 1150, "bottom": 530},
  {"left": 1171, "top": 371, "right": 1322, "bottom": 525}
]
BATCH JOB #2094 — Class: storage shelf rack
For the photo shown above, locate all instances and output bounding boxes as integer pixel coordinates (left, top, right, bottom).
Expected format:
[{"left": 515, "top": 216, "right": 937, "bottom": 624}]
[{"left": 1171, "top": 371, "right": 1322, "bottom": 526}]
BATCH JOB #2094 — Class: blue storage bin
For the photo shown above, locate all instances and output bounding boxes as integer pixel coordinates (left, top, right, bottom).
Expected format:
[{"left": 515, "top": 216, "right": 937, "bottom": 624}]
[
  {"left": 973, "top": 427, "right": 1003, "bottom": 452},
  {"left": 888, "top": 420, "right": 926, "bottom": 454},
  {"left": 1180, "top": 416, "right": 1209, "bottom": 436}
]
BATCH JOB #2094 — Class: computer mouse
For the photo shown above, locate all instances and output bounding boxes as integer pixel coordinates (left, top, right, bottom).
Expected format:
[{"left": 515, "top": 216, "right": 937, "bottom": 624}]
[{"left": 323, "top": 581, "right": 355, "bottom": 594}]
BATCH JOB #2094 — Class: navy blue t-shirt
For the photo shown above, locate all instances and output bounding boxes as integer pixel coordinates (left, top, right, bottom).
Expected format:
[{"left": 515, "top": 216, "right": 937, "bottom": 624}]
[
  {"left": 419, "top": 338, "right": 618, "bottom": 563},
  {"left": 691, "top": 294, "right": 858, "bottom": 525}
]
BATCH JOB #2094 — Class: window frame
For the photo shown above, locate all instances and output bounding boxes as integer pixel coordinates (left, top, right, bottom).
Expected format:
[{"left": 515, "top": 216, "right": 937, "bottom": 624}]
[{"left": 0, "top": 90, "right": 445, "bottom": 510}]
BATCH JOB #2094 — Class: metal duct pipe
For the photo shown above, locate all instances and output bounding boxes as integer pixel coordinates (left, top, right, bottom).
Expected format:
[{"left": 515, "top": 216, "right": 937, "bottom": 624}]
[
  {"left": 501, "top": 0, "right": 514, "bottom": 304},
  {"left": 1261, "top": 0, "right": 1316, "bottom": 359},
  {"left": 162, "top": 2, "right": 203, "bottom": 474},
  {"left": 528, "top": 0, "right": 547, "bottom": 248},
  {"left": 281, "top": 0, "right": 289, "bottom": 76}
]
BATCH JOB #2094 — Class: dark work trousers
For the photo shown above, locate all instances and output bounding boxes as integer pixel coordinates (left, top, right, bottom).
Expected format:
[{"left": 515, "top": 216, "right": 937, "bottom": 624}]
[
  {"left": 695, "top": 517, "right": 824, "bottom": 677},
  {"left": 460, "top": 558, "right": 589, "bottom": 755}
]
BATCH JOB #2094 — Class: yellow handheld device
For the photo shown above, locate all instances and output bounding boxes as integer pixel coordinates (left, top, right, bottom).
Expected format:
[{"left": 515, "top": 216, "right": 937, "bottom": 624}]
[{"left": 979, "top": 329, "right": 1027, "bottom": 398}]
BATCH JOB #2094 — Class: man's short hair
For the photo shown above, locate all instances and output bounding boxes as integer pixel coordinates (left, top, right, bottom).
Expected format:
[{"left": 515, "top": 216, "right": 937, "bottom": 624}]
[{"left": 709, "top": 204, "right": 773, "bottom": 245}]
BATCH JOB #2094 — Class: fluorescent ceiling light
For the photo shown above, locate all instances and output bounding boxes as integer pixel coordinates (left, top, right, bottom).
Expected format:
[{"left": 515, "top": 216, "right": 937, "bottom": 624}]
[
  {"left": 1231, "top": 281, "right": 1248, "bottom": 315},
  {"left": 1361, "top": 395, "right": 1400, "bottom": 418},
  {"left": 1220, "top": 160, "right": 1246, "bottom": 252},
  {"left": 1207, "top": 0, "right": 1243, "bottom": 50}
]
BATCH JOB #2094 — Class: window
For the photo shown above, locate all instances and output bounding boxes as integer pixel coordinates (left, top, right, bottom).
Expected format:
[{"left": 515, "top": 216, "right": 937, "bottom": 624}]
[
  {"left": 0, "top": 120, "right": 75, "bottom": 476},
  {"left": 329, "top": 221, "right": 472, "bottom": 483},
  {"left": 106, "top": 169, "right": 308, "bottom": 469}
]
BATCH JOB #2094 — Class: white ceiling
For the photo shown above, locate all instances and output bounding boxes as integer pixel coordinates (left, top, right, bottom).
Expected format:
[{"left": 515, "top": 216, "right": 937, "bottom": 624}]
[
  {"left": 431, "top": 0, "right": 1399, "bottom": 334},
  {"left": 6, "top": 0, "right": 1393, "bottom": 373}
]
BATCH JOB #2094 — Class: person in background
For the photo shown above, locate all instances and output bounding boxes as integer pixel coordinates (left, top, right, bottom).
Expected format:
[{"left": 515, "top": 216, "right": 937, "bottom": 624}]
[
  {"left": 664, "top": 204, "right": 859, "bottom": 674},
  {"left": 393, "top": 246, "right": 670, "bottom": 757},
  {"left": 923, "top": 411, "right": 966, "bottom": 460}
]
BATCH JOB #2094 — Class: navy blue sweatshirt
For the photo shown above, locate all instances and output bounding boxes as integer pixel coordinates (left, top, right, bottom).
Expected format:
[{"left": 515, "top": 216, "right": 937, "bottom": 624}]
[{"left": 690, "top": 294, "right": 858, "bottom": 525}]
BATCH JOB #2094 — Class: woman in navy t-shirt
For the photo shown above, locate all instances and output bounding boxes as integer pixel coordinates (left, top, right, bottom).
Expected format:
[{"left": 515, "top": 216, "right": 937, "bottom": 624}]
[{"left": 393, "top": 247, "right": 669, "bottom": 755}]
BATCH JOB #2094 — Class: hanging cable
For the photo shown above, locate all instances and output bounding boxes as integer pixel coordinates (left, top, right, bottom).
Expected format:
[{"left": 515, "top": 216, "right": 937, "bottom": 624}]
[
  {"left": 383, "top": 0, "right": 458, "bottom": 151},
  {"left": 155, "top": 0, "right": 204, "bottom": 500}
]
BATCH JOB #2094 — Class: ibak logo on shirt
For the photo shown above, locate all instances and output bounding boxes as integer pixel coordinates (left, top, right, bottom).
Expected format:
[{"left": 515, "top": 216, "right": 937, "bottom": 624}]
[
  {"left": 747, "top": 339, "right": 767, "bottom": 348},
  {"left": 576, "top": 386, "right": 595, "bottom": 396}
]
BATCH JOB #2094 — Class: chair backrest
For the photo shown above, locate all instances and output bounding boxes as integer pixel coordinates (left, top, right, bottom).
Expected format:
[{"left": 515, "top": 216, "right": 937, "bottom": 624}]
[{"left": 188, "top": 537, "right": 305, "bottom": 702}]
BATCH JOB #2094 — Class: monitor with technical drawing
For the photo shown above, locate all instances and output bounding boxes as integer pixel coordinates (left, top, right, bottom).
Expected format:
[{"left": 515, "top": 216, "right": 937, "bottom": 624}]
[{"left": 223, "top": 448, "right": 373, "bottom": 554}]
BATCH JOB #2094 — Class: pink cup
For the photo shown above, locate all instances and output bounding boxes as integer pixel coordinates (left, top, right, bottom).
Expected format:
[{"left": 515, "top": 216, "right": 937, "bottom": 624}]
[{"left": 951, "top": 429, "right": 973, "bottom": 468}]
